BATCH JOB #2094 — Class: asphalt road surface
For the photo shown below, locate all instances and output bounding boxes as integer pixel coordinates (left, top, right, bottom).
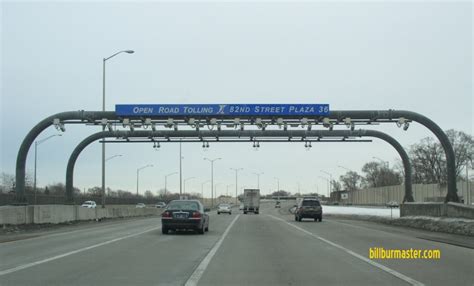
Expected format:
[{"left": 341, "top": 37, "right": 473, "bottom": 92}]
[{"left": 1, "top": 202, "right": 473, "bottom": 286}]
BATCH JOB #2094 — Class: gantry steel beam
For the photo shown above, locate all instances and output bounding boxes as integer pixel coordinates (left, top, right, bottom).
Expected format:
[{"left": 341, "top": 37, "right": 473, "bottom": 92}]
[
  {"left": 15, "top": 109, "right": 456, "bottom": 203},
  {"left": 64, "top": 129, "right": 413, "bottom": 203}
]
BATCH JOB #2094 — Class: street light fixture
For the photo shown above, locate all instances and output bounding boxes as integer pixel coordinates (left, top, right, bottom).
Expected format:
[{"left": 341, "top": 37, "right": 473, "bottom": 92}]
[
  {"left": 34, "top": 134, "right": 62, "bottom": 204},
  {"left": 252, "top": 172, "right": 264, "bottom": 189},
  {"left": 136, "top": 164, "right": 153, "bottom": 196},
  {"left": 105, "top": 154, "right": 122, "bottom": 162},
  {"left": 204, "top": 157, "right": 222, "bottom": 207},
  {"left": 337, "top": 165, "right": 352, "bottom": 172},
  {"left": 102, "top": 49, "right": 135, "bottom": 208},
  {"left": 164, "top": 172, "right": 178, "bottom": 196},
  {"left": 230, "top": 168, "right": 243, "bottom": 204}
]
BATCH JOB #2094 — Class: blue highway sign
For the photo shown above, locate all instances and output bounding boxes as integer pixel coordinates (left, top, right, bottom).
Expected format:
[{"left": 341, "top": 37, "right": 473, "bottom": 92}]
[{"left": 115, "top": 104, "right": 330, "bottom": 117}]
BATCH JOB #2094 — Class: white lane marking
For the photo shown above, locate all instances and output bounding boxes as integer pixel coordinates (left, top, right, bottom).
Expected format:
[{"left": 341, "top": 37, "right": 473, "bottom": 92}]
[
  {"left": 185, "top": 214, "right": 240, "bottom": 286},
  {"left": 268, "top": 215, "right": 424, "bottom": 286},
  {"left": 0, "top": 227, "right": 159, "bottom": 276}
]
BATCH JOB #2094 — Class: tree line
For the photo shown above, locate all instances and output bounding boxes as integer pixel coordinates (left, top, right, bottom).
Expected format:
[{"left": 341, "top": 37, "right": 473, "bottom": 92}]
[{"left": 331, "top": 129, "right": 473, "bottom": 192}]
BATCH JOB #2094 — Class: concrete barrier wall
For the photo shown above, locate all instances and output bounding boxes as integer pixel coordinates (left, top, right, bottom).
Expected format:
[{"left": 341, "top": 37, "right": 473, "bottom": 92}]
[
  {"left": 446, "top": 203, "right": 474, "bottom": 219},
  {"left": 400, "top": 203, "right": 446, "bottom": 217},
  {"left": 0, "top": 205, "right": 163, "bottom": 226},
  {"left": 400, "top": 202, "right": 474, "bottom": 219},
  {"left": 34, "top": 205, "right": 75, "bottom": 224},
  {"left": 0, "top": 206, "right": 31, "bottom": 225},
  {"left": 348, "top": 181, "right": 473, "bottom": 205}
]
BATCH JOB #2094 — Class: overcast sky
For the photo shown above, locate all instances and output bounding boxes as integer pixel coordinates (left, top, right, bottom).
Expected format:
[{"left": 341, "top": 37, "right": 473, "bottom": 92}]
[{"left": 1, "top": 1, "right": 472, "bottom": 197}]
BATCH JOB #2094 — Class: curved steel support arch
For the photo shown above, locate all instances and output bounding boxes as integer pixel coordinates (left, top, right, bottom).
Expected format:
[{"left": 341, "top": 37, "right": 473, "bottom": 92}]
[
  {"left": 17, "top": 109, "right": 454, "bottom": 203},
  {"left": 65, "top": 129, "right": 413, "bottom": 203},
  {"left": 15, "top": 111, "right": 117, "bottom": 202}
]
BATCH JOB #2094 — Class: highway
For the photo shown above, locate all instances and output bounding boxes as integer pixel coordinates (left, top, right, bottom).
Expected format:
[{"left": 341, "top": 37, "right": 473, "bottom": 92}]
[{"left": 0, "top": 202, "right": 473, "bottom": 286}]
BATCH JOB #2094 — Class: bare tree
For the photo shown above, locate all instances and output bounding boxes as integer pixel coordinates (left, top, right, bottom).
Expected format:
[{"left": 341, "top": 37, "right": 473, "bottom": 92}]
[
  {"left": 361, "top": 161, "right": 402, "bottom": 187},
  {"left": 144, "top": 190, "right": 154, "bottom": 199},
  {"left": 409, "top": 129, "right": 473, "bottom": 184},
  {"left": 87, "top": 186, "right": 102, "bottom": 197},
  {"left": 331, "top": 180, "right": 342, "bottom": 192},
  {"left": 339, "top": 171, "right": 362, "bottom": 191},
  {"left": 1, "top": 172, "right": 15, "bottom": 193},
  {"left": 47, "top": 183, "right": 67, "bottom": 195}
]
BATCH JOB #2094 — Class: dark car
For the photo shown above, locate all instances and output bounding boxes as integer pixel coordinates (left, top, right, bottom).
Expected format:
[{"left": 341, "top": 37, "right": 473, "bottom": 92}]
[
  {"left": 275, "top": 201, "right": 281, "bottom": 208},
  {"left": 161, "top": 200, "right": 209, "bottom": 234},
  {"left": 295, "top": 199, "right": 323, "bottom": 222}
]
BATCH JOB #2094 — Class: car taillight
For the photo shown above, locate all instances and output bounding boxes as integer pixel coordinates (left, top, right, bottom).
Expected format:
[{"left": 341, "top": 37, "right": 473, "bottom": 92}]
[
  {"left": 162, "top": 211, "right": 171, "bottom": 218},
  {"left": 191, "top": 212, "right": 201, "bottom": 218}
]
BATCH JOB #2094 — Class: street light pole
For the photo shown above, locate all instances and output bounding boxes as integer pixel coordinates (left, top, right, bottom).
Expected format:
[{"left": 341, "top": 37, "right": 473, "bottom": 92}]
[
  {"left": 230, "top": 168, "right": 243, "bottom": 205},
  {"left": 136, "top": 164, "right": 153, "bottom": 196},
  {"left": 179, "top": 140, "right": 183, "bottom": 195},
  {"left": 184, "top": 177, "right": 196, "bottom": 196},
  {"left": 214, "top": 183, "right": 221, "bottom": 203},
  {"left": 102, "top": 49, "right": 134, "bottom": 208},
  {"left": 320, "top": 170, "right": 333, "bottom": 195},
  {"left": 274, "top": 177, "right": 280, "bottom": 199},
  {"left": 164, "top": 172, "right": 178, "bottom": 196},
  {"left": 253, "top": 172, "right": 264, "bottom": 189},
  {"left": 318, "top": 176, "right": 330, "bottom": 198},
  {"left": 201, "top": 180, "right": 210, "bottom": 201},
  {"left": 226, "top": 184, "right": 234, "bottom": 197},
  {"left": 204, "top": 157, "right": 222, "bottom": 207},
  {"left": 103, "top": 154, "right": 123, "bottom": 198},
  {"left": 33, "top": 134, "right": 61, "bottom": 204}
]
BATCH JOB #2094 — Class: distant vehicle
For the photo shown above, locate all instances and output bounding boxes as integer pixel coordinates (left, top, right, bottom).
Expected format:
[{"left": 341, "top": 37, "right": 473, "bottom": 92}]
[
  {"left": 275, "top": 201, "right": 281, "bottom": 208},
  {"left": 239, "top": 203, "right": 244, "bottom": 210},
  {"left": 217, "top": 203, "right": 232, "bottom": 215},
  {"left": 295, "top": 199, "right": 322, "bottom": 222},
  {"left": 135, "top": 203, "right": 146, "bottom": 208},
  {"left": 386, "top": 201, "right": 399, "bottom": 208},
  {"left": 243, "top": 189, "right": 260, "bottom": 214},
  {"left": 81, "top": 201, "right": 96, "bottom": 208},
  {"left": 161, "top": 200, "right": 209, "bottom": 234},
  {"left": 155, "top": 202, "right": 166, "bottom": 208}
]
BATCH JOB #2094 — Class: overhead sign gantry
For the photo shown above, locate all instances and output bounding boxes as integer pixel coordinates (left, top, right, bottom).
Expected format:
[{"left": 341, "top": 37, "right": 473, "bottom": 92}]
[{"left": 14, "top": 103, "right": 460, "bottom": 204}]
